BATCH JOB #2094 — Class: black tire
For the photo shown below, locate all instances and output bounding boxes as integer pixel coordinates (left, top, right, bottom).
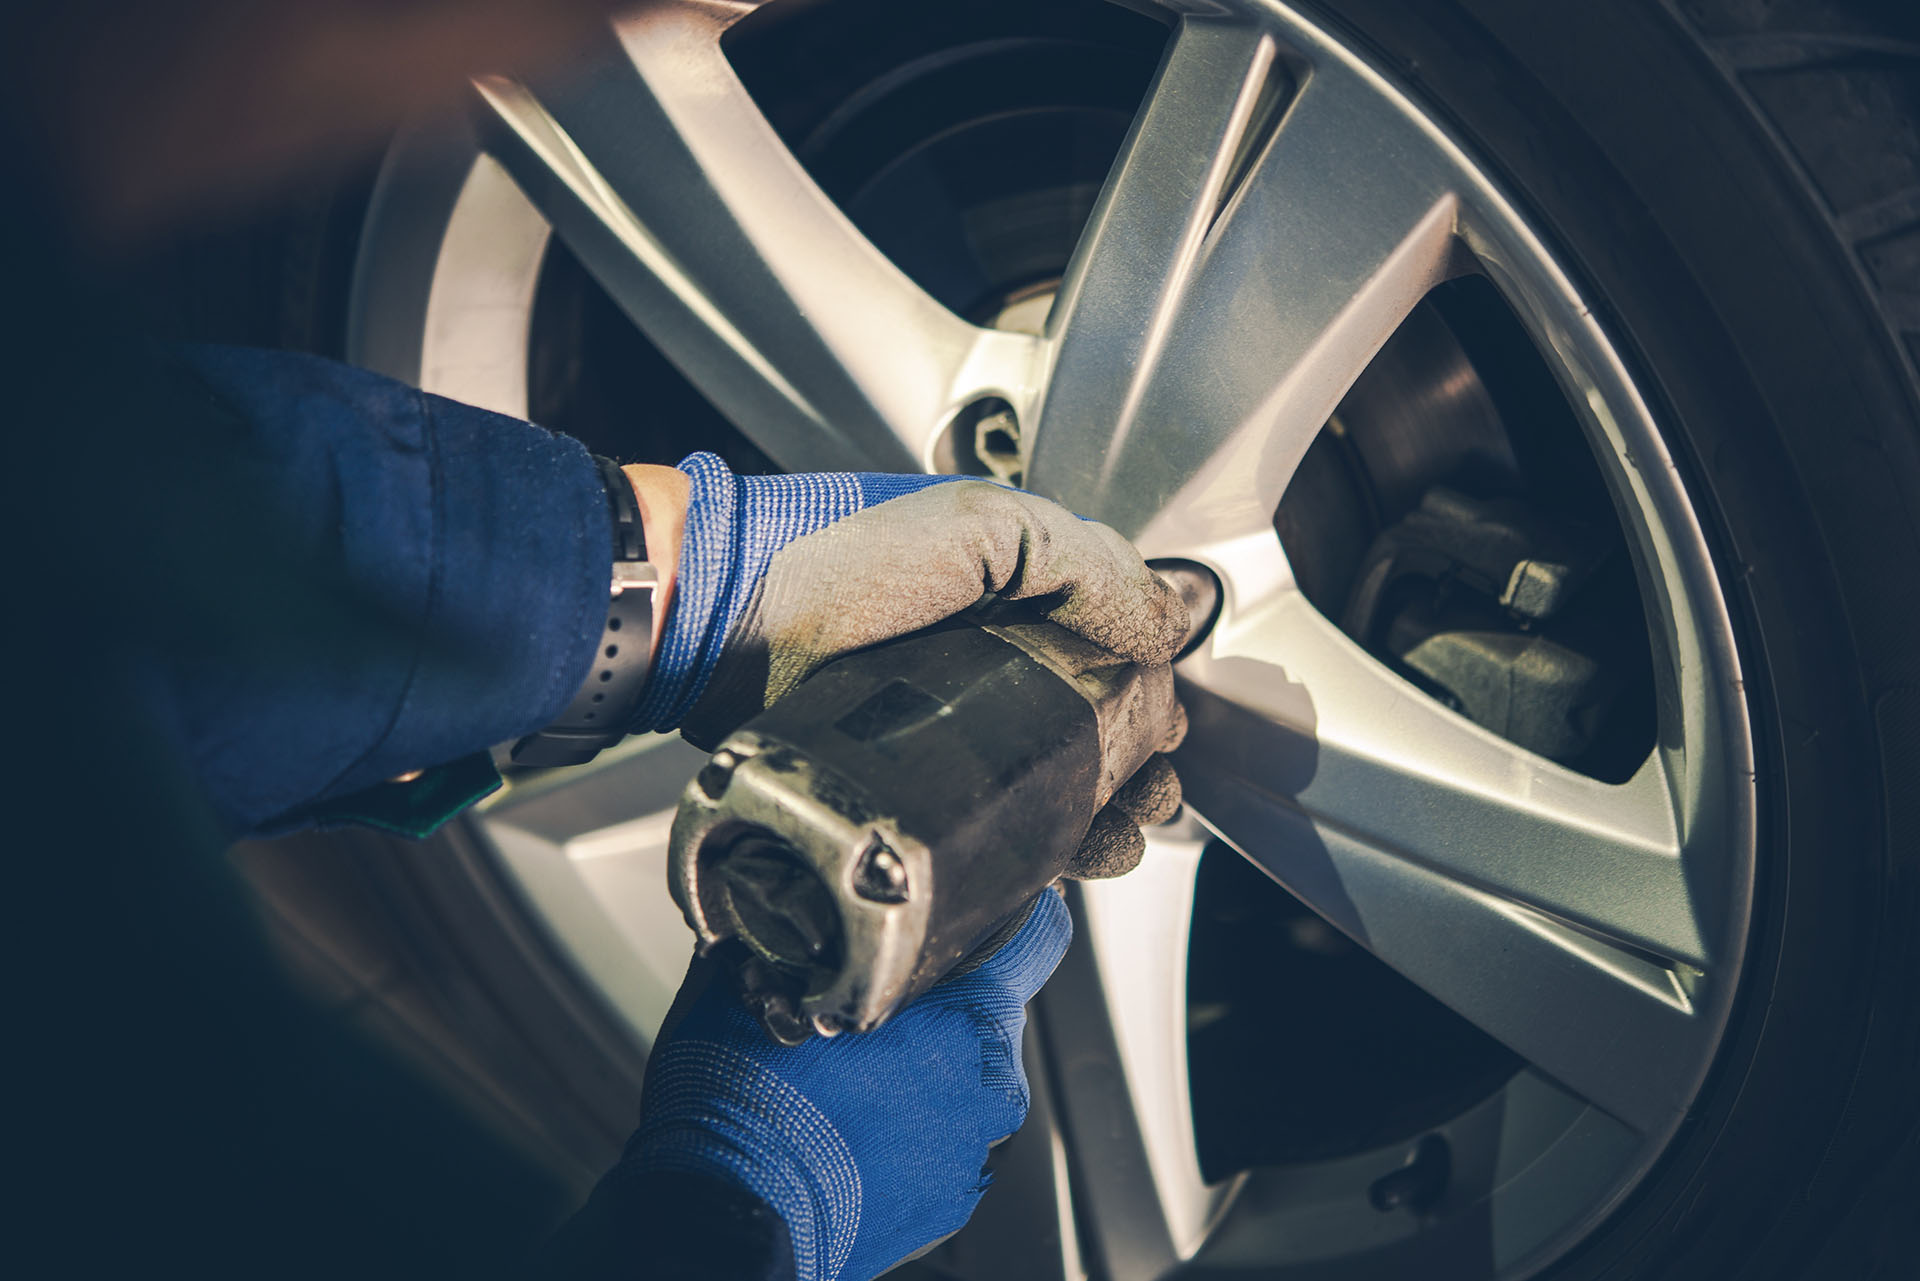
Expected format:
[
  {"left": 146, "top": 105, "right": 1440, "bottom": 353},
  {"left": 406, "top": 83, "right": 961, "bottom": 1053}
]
[{"left": 146, "top": 1, "right": 1918, "bottom": 1276}]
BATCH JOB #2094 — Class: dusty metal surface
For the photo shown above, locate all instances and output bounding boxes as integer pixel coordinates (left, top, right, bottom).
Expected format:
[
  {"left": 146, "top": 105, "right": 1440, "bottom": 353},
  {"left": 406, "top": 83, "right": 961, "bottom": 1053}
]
[{"left": 670, "top": 618, "right": 1179, "bottom": 1041}]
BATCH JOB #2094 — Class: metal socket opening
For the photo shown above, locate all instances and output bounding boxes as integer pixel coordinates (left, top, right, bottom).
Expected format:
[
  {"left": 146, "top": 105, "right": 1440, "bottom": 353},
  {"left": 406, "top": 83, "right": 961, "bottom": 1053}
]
[{"left": 711, "top": 829, "right": 846, "bottom": 979}]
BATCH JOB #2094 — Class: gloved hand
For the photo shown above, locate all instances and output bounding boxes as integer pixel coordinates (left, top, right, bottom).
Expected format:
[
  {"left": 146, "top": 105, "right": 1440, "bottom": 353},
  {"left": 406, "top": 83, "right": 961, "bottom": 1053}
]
[
  {"left": 633, "top": 452, "right": 1188, "bottom": 875},
  {"left": 628, "top": 887, "right": 1074, "bottom": 1281}
]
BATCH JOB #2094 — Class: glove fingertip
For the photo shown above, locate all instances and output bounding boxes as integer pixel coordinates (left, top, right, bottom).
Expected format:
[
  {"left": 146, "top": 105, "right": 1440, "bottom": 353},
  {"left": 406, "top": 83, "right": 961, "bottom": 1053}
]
[
  {"left": 1155, "top": 592, "right": 1192, "bottom": 663},
  {"left": 1113, "top": 583, "right": 1189, "bottom": 668},
  {"left": 1138, "top": 564, "right": 1193, "bottom": 665},
  {"left": 1064, "top": 806, "right": 1146, "bottom": 880},
  {"left": 1113, "top": 755, "right": 1183, "bottom": 828}
]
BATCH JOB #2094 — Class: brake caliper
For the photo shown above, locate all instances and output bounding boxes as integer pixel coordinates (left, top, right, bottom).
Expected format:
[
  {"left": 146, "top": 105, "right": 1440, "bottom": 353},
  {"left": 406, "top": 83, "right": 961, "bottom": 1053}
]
[{"left": 1341, "top": 486, "right": 1644, "bottom": 765}]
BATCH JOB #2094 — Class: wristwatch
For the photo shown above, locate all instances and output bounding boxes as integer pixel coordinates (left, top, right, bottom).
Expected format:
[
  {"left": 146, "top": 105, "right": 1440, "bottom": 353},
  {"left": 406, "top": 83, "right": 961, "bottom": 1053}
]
[{"left": 511, "top": 456, "right": 660, "bottom": 768}]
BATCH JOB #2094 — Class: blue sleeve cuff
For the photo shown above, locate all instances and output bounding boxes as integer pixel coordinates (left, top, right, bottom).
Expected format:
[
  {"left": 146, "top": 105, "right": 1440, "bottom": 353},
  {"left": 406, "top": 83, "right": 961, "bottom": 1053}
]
[
  {"left": 169, "top": 347, "right": 609, "bottom": 837},
  {"left": 374, "top": 385, "right": 610, "bottom": 788}
]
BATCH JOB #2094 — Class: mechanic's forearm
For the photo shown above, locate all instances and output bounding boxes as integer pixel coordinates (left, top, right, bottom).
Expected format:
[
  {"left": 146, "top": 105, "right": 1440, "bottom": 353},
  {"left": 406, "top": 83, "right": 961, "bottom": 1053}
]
[{"left": 163, "top": 345, "right": 613, "bottom": 836}]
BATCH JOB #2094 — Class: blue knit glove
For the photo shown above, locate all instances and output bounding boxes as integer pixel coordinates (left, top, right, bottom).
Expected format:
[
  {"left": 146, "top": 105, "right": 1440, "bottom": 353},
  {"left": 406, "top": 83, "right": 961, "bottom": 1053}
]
[
  {"left": 631, "top": 452, "right": 1189, "bottom": 750},
  {"left": 629, "top": 889, "right": 1072, "bottom": 1281}
]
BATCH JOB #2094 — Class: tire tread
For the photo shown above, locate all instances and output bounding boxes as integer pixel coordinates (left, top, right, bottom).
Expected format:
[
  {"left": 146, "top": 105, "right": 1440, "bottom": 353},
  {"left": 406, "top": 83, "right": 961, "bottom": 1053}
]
[{"left": 1673, "top": 1, "right": 1920, "bottom": 386}]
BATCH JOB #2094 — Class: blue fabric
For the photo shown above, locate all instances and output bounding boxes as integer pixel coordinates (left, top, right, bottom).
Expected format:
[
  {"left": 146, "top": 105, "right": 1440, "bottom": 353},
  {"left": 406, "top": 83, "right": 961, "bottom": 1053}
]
[
  {"left": 632, "top": 453, "right": 963, "bottom": 732},
  {"left": 164, "top": 347, "right": 610, "bottom": 837},
  {"left": 629, "top": 890, "right": 1072, "bottom": 1281}
]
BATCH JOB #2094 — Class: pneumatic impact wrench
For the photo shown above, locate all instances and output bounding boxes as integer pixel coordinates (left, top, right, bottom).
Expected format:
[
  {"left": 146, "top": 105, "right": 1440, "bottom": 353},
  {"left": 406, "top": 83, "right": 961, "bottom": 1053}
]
[{"left": 666, "top": 567, "right": 1216, "bottom": 1045}]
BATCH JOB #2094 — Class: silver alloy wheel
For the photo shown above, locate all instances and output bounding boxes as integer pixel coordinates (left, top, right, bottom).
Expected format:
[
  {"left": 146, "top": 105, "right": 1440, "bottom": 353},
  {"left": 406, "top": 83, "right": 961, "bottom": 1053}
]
[{"left": 347, "top": 2, "right": 1757, "bottom": 1276}]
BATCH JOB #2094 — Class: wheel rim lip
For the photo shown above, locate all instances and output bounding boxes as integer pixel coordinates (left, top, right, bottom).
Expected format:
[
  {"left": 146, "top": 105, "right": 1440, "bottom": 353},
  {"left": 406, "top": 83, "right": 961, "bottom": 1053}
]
[{"left": 343, "top": 1, "right": 1758, "bottom": 1275}]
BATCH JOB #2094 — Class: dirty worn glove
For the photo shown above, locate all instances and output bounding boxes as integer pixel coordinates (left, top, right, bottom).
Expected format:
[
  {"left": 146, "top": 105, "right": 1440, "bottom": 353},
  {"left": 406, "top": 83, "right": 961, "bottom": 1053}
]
[
  {"left": 629, "top": 886, "right": 1073, "bottom": 1281},
  {"left": 631, "top": 452, "right": 1188, "bottom": 869},
  {"left": 1066, "top": 748, "right": 1185, "bottom": 878}
]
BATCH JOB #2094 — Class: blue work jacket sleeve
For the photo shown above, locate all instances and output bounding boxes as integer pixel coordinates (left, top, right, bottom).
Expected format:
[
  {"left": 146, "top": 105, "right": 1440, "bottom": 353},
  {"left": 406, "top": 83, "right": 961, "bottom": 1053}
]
[{"left": 159, "top": 346, "right": 610, "bottom": 839}]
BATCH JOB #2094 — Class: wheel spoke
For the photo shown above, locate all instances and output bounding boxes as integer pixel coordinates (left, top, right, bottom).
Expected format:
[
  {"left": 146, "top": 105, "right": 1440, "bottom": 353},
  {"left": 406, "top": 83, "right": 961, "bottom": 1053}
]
[
  {"left": 1036, "top": 823, "right": 1238, "bottom": 1279},
  {"left": 472, "top": 4, "right": 1035, "bottom": 472},
  {"left": 475, "top": 736, "right": 710, "bottom": 1044},
  {"left": 1175, "top": 583, "right": 1714, "bottom": 1134},
  {"left": 1027, "top": 15, "right": 1460, "bottom": 549}
]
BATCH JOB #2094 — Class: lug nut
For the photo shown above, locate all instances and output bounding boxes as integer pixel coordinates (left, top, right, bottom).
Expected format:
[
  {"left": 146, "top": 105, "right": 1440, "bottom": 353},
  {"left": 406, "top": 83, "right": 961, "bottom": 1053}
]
[
  {"left": 972, "top": 407, "right": 1022, "bottom": 484},
  {"left": 942, "top": 396, "right": 1023, "bottom": 484}
]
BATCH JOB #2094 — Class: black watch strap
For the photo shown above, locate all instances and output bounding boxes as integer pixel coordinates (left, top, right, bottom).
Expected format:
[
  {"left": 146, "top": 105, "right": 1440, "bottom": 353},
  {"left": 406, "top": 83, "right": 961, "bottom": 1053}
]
[{"left": 511, "top": 457, "right": 658, "bottom": 769}]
